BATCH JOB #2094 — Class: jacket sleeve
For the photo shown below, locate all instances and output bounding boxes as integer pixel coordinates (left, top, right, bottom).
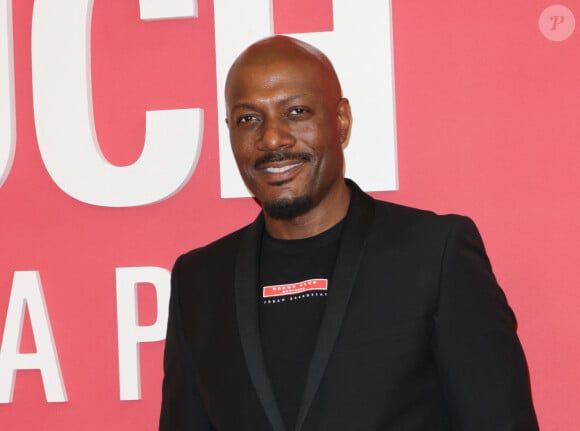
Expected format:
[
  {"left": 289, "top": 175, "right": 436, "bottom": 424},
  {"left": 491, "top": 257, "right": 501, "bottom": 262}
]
[
  {"left": 433, "top": 216, "right": 539, "bottom": 430},
  {"left": 159, "top": 256, "right": 215, "bottom": 431}
]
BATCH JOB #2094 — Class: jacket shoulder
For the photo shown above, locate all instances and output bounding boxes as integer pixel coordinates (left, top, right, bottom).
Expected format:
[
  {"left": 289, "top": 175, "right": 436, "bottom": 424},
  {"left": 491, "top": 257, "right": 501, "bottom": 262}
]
[
  {"left": 175, "top": 223, "right": 251, "bottom": 270},
  {"left": 373, "top": 197, "right": 472, "bottom": 228},
  {"left": 366, "top": 197, "right": 486, "bottom": 253}
]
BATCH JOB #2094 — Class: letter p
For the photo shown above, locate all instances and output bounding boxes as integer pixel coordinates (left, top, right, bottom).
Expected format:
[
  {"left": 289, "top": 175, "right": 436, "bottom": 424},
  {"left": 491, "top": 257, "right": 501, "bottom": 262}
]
[
  {"left": 116, "top": 267, "right": 170, "bottom": 400},
  {"left": 550, "top": 15, "right": 565, "bottom": 30}
]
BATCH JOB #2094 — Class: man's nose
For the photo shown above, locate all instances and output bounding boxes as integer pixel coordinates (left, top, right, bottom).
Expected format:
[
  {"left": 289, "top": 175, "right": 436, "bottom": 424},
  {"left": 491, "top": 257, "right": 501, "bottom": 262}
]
[{"left": 259, "top": 118, "right": 294, "bottom": 150}]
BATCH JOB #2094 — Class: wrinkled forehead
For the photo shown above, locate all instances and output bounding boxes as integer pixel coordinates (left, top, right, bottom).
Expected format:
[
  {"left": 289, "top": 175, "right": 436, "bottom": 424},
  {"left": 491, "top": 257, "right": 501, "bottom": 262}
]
[
  {"left": 225, "top": 41, "right": 341, "bottom": 105},
  {"left": 228, "top": 36, "right": 338, "bottom": 84},
  {"left": 225, "top": 58, "right": 339, "bottom": 113},
  {"left": 227, "top": 57, "right": 317, "bottom": 86},
  {"left": 232, "top": 35, "right": 329, "bottom": 69}
]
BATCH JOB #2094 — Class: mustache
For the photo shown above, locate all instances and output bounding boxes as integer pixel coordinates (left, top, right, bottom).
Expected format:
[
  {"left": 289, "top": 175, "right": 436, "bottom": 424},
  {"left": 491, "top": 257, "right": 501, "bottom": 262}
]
[{"left": 254, "top": 151, "right": 312, "bottom": 169}]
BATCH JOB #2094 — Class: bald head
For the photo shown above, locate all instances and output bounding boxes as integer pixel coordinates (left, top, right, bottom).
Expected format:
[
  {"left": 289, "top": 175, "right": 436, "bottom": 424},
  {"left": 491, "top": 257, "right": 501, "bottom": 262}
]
[
  {"left": 225, "top": 36, "right": 343, "bottom": 110},
  {"left": 233, "top": 35, "right": 332, "bottom": 65}
]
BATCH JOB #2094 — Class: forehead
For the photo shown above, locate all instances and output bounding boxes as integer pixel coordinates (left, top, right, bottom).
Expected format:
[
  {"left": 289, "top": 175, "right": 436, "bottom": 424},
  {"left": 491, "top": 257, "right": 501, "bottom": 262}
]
[{"left": 225, "top": 58, "right": 331, "bottom": 106}]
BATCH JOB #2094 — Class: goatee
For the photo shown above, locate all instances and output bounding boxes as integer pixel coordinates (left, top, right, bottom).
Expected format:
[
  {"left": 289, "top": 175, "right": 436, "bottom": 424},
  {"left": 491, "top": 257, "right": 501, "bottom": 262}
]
[{"left": 263, "top": 195, "right": 313, "bottom": 220}]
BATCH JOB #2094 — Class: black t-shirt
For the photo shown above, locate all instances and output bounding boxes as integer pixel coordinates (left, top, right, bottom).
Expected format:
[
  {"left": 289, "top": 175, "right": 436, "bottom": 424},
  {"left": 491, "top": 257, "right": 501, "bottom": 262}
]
[{"left": 259, "top": 220, "right": 343, "bottom": 430}]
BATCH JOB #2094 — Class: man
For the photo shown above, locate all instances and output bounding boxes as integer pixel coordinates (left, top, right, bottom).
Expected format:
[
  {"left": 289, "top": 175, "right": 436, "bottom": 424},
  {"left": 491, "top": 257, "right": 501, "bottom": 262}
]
[{"left": 160, "top": 36, "right": 538, "bottom": 430}]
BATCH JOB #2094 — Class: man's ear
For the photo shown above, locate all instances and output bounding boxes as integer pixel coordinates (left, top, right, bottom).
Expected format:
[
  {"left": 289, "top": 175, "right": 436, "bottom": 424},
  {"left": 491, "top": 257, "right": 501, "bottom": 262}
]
[{"left": 337, "top": 98, "right": 352, "bottom": 145}]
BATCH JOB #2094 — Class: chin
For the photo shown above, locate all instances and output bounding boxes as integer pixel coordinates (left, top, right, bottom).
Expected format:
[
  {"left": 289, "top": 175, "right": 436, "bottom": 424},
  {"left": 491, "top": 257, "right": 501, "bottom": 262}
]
[{"left": 263, "top": 195, "right": 313, "bottom": 220}]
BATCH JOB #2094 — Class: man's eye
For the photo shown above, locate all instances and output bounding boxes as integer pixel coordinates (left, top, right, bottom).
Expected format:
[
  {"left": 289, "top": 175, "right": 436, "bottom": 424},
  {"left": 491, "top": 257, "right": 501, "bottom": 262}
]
[
  {"left": 237, "top": 115, "right": 258, "bottom": 124},
  {"left": 289, "top": 107, "right": 308, "bottom": 115}
]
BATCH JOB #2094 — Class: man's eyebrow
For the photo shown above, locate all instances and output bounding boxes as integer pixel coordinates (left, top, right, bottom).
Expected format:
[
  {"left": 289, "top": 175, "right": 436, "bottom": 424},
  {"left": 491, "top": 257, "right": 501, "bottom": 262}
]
[
  {"left": 230, "top": 102, "right": 258, "bottom": 111},
  {"left": 230, "top": 94, "right": 308, "bottom": 111},
  {"left": 278, "top": 94, "right": 307, "bottom": 103}
]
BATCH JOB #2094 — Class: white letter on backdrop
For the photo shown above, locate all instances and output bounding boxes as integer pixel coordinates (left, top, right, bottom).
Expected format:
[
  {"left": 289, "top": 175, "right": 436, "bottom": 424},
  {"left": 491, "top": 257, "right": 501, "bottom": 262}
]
[
  {"left": 31, "top": 0, "right": 203, "bottom": 207},
  {"left": 0, "top": 272, "right": 67, "bottom": 403},
  {"left": 139, "top": 0, "right": 197, "bottom": 20},
  {"left": 215, "top": 0, "right": 397, "bottom": 197},
  {"left": 116, "top": 266, "right": 170, "bottom": 400},
  {"left": 0, "top": 0, "right": 15, "bottom": 187}
]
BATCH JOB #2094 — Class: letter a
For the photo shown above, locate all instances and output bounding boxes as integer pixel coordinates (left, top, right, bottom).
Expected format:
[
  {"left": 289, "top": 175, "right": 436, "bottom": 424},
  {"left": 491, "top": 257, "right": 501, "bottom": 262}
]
[{"left": 0, "top": 272, "right": 67, "bottom": 403}]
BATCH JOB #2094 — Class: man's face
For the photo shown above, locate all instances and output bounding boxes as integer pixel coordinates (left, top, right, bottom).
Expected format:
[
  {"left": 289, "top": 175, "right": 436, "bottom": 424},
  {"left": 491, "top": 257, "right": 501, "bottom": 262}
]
[{"left": 225, "top": 58, "right": 350, "bottom": 219}]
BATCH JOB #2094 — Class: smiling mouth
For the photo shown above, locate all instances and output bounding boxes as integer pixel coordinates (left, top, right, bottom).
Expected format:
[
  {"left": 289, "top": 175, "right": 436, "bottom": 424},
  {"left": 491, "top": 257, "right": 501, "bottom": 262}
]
[
  {"left": 255, "top": 151, "right": 312, "bottom": 169},
  {"left": 255, "top": 152, "right": 312, "bottom": 183},
  {"left": 263, "top": 162, "right": 304, "bottom": 174}
]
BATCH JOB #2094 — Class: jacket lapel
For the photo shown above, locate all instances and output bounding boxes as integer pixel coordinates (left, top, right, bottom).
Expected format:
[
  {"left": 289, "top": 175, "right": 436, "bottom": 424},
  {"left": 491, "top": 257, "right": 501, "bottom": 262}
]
[
  {"left": 294, "top": 182, "right": 376, "bottom": 431},
  {"left": 234, "top": 214, "right": 287, "bottom": 431}
]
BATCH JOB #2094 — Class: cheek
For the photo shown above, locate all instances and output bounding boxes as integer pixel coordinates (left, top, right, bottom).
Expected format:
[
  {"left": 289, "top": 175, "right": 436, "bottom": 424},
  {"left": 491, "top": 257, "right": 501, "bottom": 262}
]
[
  {"left": 230, "top": 136, "right": 253, "bottom": 161},
  {"left": 318, "top": 143, "right": 345, "bottom": 175},
  {"left": 307, "top": 130, "right": 341, "bottom": 162},
  {"left": 231, "top": 147, "right": 258, "bottom": 182},
  {"left": 293, "top": 123, "right": 322, "bottom": 144}
]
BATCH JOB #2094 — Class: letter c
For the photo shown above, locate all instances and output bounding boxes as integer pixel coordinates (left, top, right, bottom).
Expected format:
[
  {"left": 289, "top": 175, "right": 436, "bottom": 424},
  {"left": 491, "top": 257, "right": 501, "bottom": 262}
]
[{"left": 31, "top": 0, "right": 202, "bottom": 207}]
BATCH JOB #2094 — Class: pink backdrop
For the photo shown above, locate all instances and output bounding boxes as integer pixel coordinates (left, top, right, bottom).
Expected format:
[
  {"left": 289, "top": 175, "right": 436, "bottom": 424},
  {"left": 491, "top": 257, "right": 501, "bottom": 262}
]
[{"left": 1, "top": 1, "right": 578, "bottom": 429}]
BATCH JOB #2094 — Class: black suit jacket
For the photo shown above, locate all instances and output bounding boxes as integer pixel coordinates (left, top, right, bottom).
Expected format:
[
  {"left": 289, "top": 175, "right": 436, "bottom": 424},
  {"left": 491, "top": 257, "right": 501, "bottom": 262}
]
[{"left": 160, "top": 181, "right": 538, "bottom": 430}]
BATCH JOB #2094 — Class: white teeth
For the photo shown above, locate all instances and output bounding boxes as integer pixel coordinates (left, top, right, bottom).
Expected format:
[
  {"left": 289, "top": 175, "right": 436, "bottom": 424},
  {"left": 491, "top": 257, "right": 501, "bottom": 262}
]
[{"left": 264, "top": 162, "right": 303, "bottom": 173}]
